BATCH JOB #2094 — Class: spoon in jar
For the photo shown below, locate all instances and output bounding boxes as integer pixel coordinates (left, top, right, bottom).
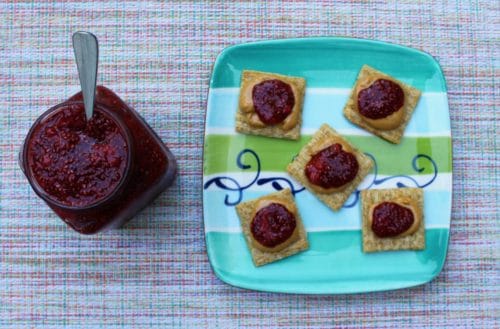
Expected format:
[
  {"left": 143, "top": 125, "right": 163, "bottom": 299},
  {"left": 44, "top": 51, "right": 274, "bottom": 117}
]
[{"left": 72, "top": 31, "right": 99, "bottom": 121}]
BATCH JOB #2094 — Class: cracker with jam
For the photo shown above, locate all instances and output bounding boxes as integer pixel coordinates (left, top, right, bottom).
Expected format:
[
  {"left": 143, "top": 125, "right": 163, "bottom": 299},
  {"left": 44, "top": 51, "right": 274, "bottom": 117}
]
[
  {"left": 235, "top": 188, "right": 309, "bottom": 266},
  {"left": 361, "top": 187, "right": 425, "bottom": 252},
  {"left": 236, "top": 70, "right": 306, "bottom": 140},
  {"left": 287, "top": 124, "right": 373, "bottom": 211},
  {"left": 343, "top": 65, "right": 421, "bottom": 144}
]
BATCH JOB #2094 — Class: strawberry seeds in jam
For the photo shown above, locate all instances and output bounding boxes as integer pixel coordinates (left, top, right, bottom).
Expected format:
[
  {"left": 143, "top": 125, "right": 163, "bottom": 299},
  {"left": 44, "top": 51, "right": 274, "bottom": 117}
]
[
  {"left": 251, "top": 203, "right": 296, "bottom": 248},
  {"left": 371, "top": 202, "right": 415, "bottom": 238},
  {"left": 305, "top": 143, "right": 359, "bottom": 189},
  {"left": 26, "top": 103, "right": 129, "bottom": 207},
  {"left": 252, "top": 79, "right": 295, "bottom": 125},
  {"left": 358, "top": 79, "right": 404, "bottom": 119}
]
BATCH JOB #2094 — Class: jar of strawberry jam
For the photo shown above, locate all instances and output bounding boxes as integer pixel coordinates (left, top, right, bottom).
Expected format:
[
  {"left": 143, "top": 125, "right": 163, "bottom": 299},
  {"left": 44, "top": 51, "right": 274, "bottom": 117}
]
[{"left": 20, "top": 86, "right": 176, "bottom": 234}]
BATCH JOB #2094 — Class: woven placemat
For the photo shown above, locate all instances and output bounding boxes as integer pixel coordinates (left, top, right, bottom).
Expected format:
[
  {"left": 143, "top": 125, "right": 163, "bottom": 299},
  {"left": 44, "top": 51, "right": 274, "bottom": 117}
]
[{"left": 0, "top": 1, "right": 498, "bottom": 328}]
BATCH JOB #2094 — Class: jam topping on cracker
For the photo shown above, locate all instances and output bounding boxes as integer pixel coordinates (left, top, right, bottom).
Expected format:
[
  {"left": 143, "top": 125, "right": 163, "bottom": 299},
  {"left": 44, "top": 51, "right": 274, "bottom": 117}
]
[
  {"left": 251, "top": 203, "right": 296, "bottom": 247},
  {"left": 371, "top": 201, "right": 415, "bottom": 237},
  {"left": 252, "top": 79, "right": 295, "bottom": 125},
  {"left": 305, "top": 143, "right": 359, "bottom": 189},
  {"left": 358, "top": 79, "right": 404, "bottom": 119}
]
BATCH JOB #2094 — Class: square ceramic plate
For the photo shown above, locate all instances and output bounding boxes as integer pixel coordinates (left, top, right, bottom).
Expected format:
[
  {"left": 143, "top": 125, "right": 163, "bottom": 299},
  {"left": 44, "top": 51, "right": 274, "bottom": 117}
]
[{"left": 203, "top": 37, "right": 452, "bottom": 294}]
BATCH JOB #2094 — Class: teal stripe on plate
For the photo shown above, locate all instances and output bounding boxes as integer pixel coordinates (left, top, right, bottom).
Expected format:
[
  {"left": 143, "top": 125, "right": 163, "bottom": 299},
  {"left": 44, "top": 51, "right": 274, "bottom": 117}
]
[
  {"left": 206, "top": 89, "right": 450, "bottom": 134},
  {"left": 211, "top": 37, "right": 447, "bottom": 92},
  {"left": 203, "top": 190, "right": 452, "bottom": 232},
  {"left": 206, "top": 228, "right": 449, "bottom": 294}
]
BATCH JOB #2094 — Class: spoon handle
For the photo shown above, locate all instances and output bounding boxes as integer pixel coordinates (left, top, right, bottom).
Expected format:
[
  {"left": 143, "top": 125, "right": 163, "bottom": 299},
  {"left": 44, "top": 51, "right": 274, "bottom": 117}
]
[{"left": 72, "top": 32, "right": 98, "bottom": 121}]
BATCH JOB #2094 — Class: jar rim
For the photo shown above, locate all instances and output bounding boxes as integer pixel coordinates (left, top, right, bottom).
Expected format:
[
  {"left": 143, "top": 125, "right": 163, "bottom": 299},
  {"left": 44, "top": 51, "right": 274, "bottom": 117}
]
[{"left": 21, "top": 100, "right": 134, "bottom": 211}]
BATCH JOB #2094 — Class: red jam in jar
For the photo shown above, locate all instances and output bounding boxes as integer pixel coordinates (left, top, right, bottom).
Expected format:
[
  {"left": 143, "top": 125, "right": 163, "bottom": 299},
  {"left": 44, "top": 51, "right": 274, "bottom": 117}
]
[
  {"left": 26, "top": 103, "right": 130, "bottom": 207},
  {"left": 20, "top": 86, "right": 176, "bottom": 234}
]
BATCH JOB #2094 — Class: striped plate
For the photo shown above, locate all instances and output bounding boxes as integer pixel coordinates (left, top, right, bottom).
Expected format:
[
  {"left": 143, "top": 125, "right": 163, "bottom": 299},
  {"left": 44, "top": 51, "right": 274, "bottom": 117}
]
[{"left": 203, "top": 37, "right": 452, "bottom": 294}]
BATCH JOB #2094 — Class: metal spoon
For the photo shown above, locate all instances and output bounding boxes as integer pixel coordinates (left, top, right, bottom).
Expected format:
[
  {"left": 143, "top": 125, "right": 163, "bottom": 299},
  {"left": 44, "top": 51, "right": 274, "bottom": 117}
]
[{"left": 72, "top": 31, "right": 99, "bottom": 121}]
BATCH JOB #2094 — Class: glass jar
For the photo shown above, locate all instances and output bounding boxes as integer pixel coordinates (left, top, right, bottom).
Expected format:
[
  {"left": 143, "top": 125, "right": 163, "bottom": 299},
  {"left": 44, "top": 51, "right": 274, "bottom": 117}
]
[{"left": 20, "top": 86, "right": 177, "bottom": 234}]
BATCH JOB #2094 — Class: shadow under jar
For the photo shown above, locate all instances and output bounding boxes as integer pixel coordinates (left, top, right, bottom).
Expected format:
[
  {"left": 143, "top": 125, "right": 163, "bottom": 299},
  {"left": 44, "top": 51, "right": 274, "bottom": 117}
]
[{"left": 20, "top": 86, "right": 177, "bottom": 234}]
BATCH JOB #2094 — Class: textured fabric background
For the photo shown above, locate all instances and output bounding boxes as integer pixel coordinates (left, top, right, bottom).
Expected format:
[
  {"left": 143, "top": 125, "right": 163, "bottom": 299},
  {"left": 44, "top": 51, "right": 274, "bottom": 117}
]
[{"left": 0, "top": 1, "right": 498, "bottom": 328}]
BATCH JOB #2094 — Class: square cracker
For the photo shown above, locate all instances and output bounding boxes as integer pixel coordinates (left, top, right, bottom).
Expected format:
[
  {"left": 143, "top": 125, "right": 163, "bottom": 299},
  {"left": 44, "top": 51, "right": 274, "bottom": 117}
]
[
  {"left": 361, "top": 187, "right": 425, "bottom": 252},
  {"left": 343, "top": 65, "right": 421, "bottom": 144},
  {"left": 235, "top": 188, "right": 309, "bottom": 266},
  {"left": 287, "top": 124, "right": 373, "bottom": 211},
  {"left": 236, "top": 70, "right": 306, "bottom": 140}
]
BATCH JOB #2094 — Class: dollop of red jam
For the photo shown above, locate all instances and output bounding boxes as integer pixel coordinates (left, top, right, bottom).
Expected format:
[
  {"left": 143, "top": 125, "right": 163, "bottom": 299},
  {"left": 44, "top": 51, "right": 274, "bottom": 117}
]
[
  {"left": 27, "top": 103, "right": 128, "bottom": 207},
  {"left": 357, "top": 79, "right": 404, "bottom": 119},
  {"left": 252, "top": 79, "right": 295, "bottom": 125},
  {"left": 251, "top": 203, "right": 296, "bottom": 248},
  {"left": 305, "top": 143, "right": 359, "bottom": 189},
  {"left": 371, "top": 202, "right": 415, "bottom": 238}
]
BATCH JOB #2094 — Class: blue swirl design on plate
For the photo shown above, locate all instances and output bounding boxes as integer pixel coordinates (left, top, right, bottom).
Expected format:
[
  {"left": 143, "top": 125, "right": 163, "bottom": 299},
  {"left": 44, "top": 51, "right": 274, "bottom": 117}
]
[
  {"left": 342, "top": 153, "right": 437, "bottom": 208},
  {"left": 203, "top": 149, "right": 438, "bottom": 207}
]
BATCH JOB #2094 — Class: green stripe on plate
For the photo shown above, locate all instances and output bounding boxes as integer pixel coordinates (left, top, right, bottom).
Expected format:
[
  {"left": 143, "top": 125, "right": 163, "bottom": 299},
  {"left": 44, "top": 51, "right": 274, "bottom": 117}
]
[
  {"left": 204, "top": 134, "right": 452, "bottom": 175},
  {"left": 211, "top": 37, "right": 446, "bottom": 92},
  {"left": 206, "top": 228, "right": 449, "bottom": 294}
]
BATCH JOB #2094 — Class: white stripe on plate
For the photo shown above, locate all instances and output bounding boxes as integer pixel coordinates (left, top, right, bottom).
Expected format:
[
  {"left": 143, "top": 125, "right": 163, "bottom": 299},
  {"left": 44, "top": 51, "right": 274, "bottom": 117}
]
[
  {"left": 210, "top": 87, "right": 446, "bottom": 96},
  {"left": 203, "top": 188, "right": 451, "bottom": 233},
  {"left": 204, "top": 127, "right": 451, "bottom": 137},
  {"left": 205, "top": 87, "right": 451, "bottom": 136},
  {"left": 206, "top": 223, "right": 449, "bottom": 234}
]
